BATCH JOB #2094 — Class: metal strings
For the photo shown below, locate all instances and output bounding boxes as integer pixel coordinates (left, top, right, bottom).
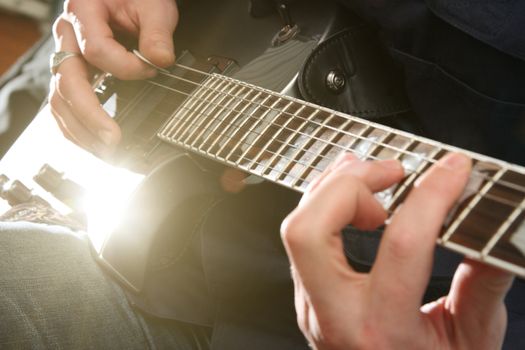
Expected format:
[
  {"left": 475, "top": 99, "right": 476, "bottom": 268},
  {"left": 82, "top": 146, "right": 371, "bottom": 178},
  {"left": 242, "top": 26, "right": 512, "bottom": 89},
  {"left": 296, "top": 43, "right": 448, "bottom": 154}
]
[{"left": 113, "top": 63, "right": 525, "bottom": 212}]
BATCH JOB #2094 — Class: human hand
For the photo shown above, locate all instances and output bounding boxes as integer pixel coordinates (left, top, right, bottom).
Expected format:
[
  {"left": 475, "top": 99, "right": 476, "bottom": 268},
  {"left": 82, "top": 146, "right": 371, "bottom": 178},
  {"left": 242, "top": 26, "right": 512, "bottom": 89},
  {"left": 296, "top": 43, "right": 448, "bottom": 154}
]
[
  {"left": 49, "top": 0, "right": 178, "bottom": 155},
  {"left": 281, "top": 153, "right": 514, "bottom": 349}
]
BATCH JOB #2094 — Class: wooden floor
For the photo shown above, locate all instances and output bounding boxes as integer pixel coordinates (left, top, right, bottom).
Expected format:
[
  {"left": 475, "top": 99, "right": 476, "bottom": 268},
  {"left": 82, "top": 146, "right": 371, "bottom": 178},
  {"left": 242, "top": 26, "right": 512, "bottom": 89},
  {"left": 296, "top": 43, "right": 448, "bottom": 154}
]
[{"left": 0, "top": 11, "right": 42, "bottom": 75}]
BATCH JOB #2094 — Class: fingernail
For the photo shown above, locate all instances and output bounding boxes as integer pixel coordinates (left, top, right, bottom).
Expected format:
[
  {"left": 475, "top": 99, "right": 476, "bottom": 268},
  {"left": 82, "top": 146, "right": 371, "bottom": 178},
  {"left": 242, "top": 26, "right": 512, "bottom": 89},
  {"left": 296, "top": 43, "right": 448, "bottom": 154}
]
[
  {"left": 441, "top": 152, "right": 471, "bottom": 169},
  {"left": 98, "top": 130, "right": 114, "bottom": 146}
]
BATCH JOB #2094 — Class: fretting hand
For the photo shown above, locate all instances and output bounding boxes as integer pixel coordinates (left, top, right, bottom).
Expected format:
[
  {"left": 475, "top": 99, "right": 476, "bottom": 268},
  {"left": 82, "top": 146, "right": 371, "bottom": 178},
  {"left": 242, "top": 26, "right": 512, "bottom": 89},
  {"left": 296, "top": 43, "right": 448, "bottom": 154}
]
[
  {"left": 281, "top": 153, "right": 514, "bottom": 349},
  {"left": 49, "top": 0, "right": 178, "bottom": 155}
]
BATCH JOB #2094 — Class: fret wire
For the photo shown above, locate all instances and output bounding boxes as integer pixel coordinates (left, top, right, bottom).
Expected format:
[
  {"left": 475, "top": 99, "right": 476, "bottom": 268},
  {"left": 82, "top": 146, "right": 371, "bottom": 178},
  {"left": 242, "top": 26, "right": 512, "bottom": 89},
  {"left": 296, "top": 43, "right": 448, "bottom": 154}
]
[
  {"left": 224, "top": 98, "right": 281, "bottom": 166},
  {"left": 162, "top": 76, "right": 222, "bottom": 138},
  {"left": 178, "top": 79, "right": 238, "bottom": 143},
  {"left": 393, "top": 139, "right": 415, "bottom": 160},
  {"left": 481, "top": 196, "right": 525, "bottom": 256},
  {"left": 247, "top": 104, "right": 310, "bottom": 172},
  {"left": 143, "top": 76, "right": 525, "bottom": 197},
  {"left": 177, "top": 78, "right": 235, "bottom": 142},
  {"left": 254, "top": 105, "right": 311, "bottom": 175},
  {"left": 293, "top": 115, "right": 355, "bottom": 187},
  {"left": 153, "top": 75, "right": 432, "bottom": 178},
  {"left": 152, "top": 75, "right": 425, "bottom": 165},
  {"left": 107, "top": 66, "right": 525, "bottom": 276},
  {"left": 201, "top": 90, "right": 264, "bottom": 153},
  {"left": 238, "top": 100, "right": 295, "bottom": 172},
  {"left": 176, "top": 79, "right": 232, "bottom": 141},
  {"left": 228, "top": 97, "right": 284, "bottom": 164},
  {"left": 441, "top": 167, "right": 506, "bottom": 242},
  {"left": 254, "top": 106, "right": 312, "bottom": 178},
  {"left": 208, "top": 89, "right": 266, "bottom": 155},
  {"left": 158, "top": 104, "right": 347, "bottom": 183},
  {"left": 154, "top": 103, "right": 525, "bottom": 212},
  {"left": 361, "top": 130, "right": 391, "bottom": 159},
  {"left": 385, "top": 146, "right": 442, "bottom": 211},
  {"left": 162, "top": 70, "right": 436, "bottom": 170},
  {"left": 117, "top": 87, "right": 519, "bottom": 211},
  {"left": 163, "top": 76, "right": 221, "bottom": 135},
  {"left": 157, "top": 111, "right": 329, "bottom": 191},
  {"left": 288, "top": 112, "right": 339, "bottom": 187},
  {"left": 124, "top": 86, "right": 522, "bottom": 212},
  {"left": 218, "top": 93, "right": 274, "bottom": 160},
  {"left": 185, "top": 84, "right": 245, "bottom": 150}
]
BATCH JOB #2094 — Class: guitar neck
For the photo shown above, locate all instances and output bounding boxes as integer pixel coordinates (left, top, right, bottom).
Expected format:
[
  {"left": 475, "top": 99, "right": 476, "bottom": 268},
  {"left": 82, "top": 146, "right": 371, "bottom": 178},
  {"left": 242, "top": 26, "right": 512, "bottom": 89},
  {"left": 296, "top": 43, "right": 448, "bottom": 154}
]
[{"left": 145, "top": 72, "right": 525, "bottom": 277}]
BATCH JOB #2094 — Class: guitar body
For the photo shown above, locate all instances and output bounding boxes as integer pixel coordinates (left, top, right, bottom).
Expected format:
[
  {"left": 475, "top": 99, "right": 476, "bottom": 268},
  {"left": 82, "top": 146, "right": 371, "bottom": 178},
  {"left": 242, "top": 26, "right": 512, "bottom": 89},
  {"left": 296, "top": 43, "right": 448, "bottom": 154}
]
[
  {"left": 1, "top": 0, "right": 524, "bottom": 306},
  {"left": 0, "top": 0, "right": 355, "bottom": 291}
]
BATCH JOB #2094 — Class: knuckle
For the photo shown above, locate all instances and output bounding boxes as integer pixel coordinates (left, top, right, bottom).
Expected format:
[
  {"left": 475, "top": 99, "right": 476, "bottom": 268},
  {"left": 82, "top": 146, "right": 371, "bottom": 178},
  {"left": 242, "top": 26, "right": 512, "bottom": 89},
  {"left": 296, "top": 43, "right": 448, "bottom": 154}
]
[
  {"left": 81, "top": 41, "right": 102, "bottom": 62},
  {"left": 52, "top": 16, "right": 68, "bottom": 37},
  {"left": 280, "top": 211, "right": 312, "bottom": 249},
  {"left": 383, "top": 229, "right": 415, "bottom": 263},
  {"left": 352, "top": 322, "right": 382, "bottom": 350},
  {"left": 64, "top": 0, "right": 79, "bottom": 14},
  {"left": 315, "top": 320, "right": 363, "bottom": 350}
]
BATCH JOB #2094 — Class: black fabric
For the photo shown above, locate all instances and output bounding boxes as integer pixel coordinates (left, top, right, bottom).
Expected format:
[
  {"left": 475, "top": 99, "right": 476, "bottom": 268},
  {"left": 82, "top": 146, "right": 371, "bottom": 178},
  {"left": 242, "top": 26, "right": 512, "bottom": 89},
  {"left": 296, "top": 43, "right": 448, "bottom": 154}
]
[
  {"left": 1, "top": 1, "right": 524, "bottom": 348},
  {"left": 426, "top": 0, "right": 525, "bottom": 61},
  {"left": 338, "top": 0, "right": 525, "bottom": 164},
  {"left": 128, "top": 182, "right": 308, "bottom": 350}
]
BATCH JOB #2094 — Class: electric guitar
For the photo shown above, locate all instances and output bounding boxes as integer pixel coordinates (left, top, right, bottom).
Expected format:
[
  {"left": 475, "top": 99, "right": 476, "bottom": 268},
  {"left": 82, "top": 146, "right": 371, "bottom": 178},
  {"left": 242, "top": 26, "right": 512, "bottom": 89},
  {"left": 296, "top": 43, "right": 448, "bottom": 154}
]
[{"left": 0, "top": 0, "right": 524, "bottom": 293}]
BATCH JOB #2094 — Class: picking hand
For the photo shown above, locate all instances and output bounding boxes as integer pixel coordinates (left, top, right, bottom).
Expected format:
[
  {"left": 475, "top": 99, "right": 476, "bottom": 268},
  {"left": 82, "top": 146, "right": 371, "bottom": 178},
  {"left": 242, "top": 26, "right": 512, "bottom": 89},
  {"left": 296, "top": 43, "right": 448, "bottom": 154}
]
[
  {"left": 49, "top": 0, "right": 178, "bottom": 155},
  {"left": 281, "top": 153, "right": 514, "bottom": 349}
]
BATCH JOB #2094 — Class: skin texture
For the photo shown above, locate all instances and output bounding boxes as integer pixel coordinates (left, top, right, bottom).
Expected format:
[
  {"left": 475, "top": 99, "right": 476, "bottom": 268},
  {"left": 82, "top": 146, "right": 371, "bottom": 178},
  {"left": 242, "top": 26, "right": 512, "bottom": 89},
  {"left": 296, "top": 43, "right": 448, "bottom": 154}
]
[
  {"left": 50, "top": 0, "right": 178, "bottom": 155},
  {"left": 281, "top": 153, "right": 514, "bottom": 350},
  {"left": 51, "top": 2, "right": 514, "bottom": 347}
]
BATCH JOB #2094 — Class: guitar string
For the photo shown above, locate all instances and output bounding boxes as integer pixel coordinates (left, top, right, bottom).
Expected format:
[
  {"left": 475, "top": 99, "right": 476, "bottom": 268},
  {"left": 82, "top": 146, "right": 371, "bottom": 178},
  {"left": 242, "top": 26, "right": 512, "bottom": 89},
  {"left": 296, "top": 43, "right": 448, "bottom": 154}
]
[
  {"left": 108, "top": 86, "right": 524, "bottom": 255},
  {"left": 113, "top": 92, "right": 521, "bottom": 210},
  {"left": 110, "top": 73, "right": 525, "bottom": 211},
  {"left": 102, "top": 68, "right": 525, "bottom": 210},
  {"left": 150, "top": 72, "right": 438, "bottom": 161},
  {"left": 153, "top": 65, "right": 525, "bottom": 195},
  {"left": 117, "top": 86, "right": 439, "bottom": 186},
  {"left": 116, "top": 99, "right": 387, "bottom": 183},
  {"left": 143, "top": 80, "right": 402, "bottom": 172},
  {"left": 101, "top": 57, "right": 525, "bottom": 264}
]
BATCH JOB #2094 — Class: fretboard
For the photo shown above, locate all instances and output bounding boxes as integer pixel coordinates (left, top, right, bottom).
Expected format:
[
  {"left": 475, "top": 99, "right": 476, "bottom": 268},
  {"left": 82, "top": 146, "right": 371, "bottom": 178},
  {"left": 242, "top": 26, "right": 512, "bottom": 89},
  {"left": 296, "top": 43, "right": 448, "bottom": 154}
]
[{"left": 156, "top": 73, "right": 525, "bottom": 278}]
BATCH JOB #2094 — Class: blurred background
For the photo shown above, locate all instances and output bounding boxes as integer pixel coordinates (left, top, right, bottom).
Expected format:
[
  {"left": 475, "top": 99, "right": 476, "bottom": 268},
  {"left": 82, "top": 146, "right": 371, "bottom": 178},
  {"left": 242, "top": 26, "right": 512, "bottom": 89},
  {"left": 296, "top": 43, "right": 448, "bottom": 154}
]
[
  {"left": 0, "top": 0, "right": 60, "bottom": 155},
  {"left": 0, "top": 0, "right": 58, "bottom": 75}
]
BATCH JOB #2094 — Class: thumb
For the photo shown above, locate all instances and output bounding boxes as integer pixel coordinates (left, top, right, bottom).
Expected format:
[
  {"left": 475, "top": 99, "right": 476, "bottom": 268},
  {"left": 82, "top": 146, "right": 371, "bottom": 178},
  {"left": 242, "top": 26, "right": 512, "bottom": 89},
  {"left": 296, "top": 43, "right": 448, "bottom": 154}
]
[
  {"left": 138, "top": 0, "right": 178, "bottom": 67},
  {"left": 449, "top": 260, "right": 514, "bottom": 322}
]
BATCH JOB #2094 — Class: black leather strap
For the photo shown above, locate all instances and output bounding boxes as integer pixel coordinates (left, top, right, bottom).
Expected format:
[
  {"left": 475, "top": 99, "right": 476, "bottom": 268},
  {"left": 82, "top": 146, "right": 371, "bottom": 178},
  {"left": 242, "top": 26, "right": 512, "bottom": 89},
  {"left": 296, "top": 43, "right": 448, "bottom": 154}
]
[{"left": 298, "top": 25, "right": 410, "bottom": 119}]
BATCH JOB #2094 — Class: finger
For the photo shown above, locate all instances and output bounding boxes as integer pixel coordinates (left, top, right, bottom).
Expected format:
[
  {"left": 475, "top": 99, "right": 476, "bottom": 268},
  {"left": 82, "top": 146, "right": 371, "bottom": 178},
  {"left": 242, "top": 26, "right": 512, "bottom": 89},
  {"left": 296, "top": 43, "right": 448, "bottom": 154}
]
[
  {"left": 53, "top": 19, "right": 121, "bottom": 148},
  {"left": 49, "top": 83, "right": 110, "bottom": 156},
  {"left": 304, "top": 152, "right": 357, "bottom": 196},
  {"left": 49, "top": 83, "right": 80, "bottom": 145},
  {"left": 370, "top": 153, "right": 472, "bottom": 313},
  {"left": 447, "top": 259, "right": 513, "bottom": 331},
  {"left": 64, "top": 1, "right": 156, "bottom": 79},
  {"left": 303, "top": 156, "right": 404, "bottom": 204},
  {"left": 138, "top": 0, "right": 178, "bottom": 67},
  {"left": 282, "top": 160, "right": 402, "bottom": 300}
]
